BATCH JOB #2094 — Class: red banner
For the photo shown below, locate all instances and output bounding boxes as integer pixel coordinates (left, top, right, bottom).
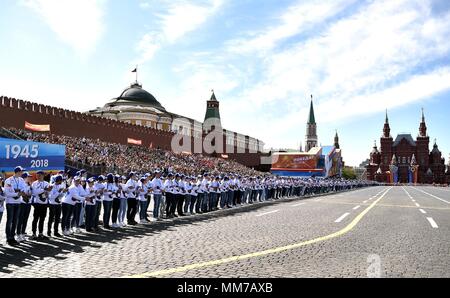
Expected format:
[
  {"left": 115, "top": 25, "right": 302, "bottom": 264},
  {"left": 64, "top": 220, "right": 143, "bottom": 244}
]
[
  {"left": 24, "top": 121, "right": 50, "bottom": 132},
  {"left": 127, "top": 138, "right": 142, "bottom": 145}
]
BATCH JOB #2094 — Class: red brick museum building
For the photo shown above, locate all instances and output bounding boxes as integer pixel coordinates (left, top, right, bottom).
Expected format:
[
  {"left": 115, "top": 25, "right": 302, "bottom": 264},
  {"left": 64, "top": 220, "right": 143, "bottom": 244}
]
[{"left": 366, "top": 110, "right": 449, "bottom": 184}]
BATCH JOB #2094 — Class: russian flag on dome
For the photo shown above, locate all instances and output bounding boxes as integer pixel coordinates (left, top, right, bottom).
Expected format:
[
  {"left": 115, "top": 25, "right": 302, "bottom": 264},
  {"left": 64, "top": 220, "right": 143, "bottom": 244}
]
[
  {"left": 127, "top": 137, "right": 142, "bottom": 145},
  {"left": 24, "top": 121, "right": 50, "bottom": 132}
]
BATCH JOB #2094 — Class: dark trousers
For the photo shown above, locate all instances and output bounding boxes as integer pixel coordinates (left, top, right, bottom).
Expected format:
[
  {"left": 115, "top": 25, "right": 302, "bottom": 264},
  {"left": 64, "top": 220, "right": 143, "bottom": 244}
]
[
  {"left": 251, "top": 190, "right": 257, "bottom": 202},
  {"left": 139, "top": 200, "right": 148, "bottom": 220},
  {"left": 5, "top": 204, "right": 20, "bottom": 241},
  {"left": 61, "top": 203, "right": 74, "bottom": 231},
  {"left": 165, "top": 192, "right": 174, "bottom": 216},
  {"left": 169, "top": 194, "right": 179, "bottom": 215},
  {"left": 85, "top": 204, "right": 96, "bottom": 230},
  {"left": 189, "top": 196, "right": 197, "bottom": 213},
  {"left": 103, "top": 200, "right": 112, "bottom": 227},
  {"left": 176, "top": 194, "right": 184, "bottom": 215},
  {"left": 127, "top": 198, "right": 137, "bottom": 223},
  {"left": 235, "top": 190, "right": 241, "bottom": 205},
  {"left": 195, "top": 193, "right": 203, "bottom": 213},
  {"left": 32, "top": 204, "right": 47, "bottom": 235},
  {"left": 71, "top": 203, "right": 82, "bottom": 229},
  {"left": 145, "top": 196, "right": 151, "bottom": 219},
  {"left": 111, "top": 198, "right": 120, "bottom": 224},
  {"left": 208, "top": 192, "right": 216, "bottom": 211},
  {"left": 47, "top": 204, "right": 62, "bottom": 234},
  {"left": 17, "top": 203, "right": 31, "bottom": 235},
  {"left": 95, "top": 199, "right": 102, "bottom": 227},
  {"left": 201, "top": 193, "right": 209, "bottom": 212}
]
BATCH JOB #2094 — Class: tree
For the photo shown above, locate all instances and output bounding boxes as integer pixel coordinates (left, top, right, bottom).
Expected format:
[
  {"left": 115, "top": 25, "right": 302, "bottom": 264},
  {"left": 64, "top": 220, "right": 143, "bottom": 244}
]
[{"left": 342, "top": 167, "right": 357, "bottom": 180}]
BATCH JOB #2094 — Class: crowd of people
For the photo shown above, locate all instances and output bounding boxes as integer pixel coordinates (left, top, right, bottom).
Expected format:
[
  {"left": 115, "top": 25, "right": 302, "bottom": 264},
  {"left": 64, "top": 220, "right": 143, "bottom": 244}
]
[
  {"left": 0, "top": 128, "right": 377, "bottom": 246},
  {"left": 7, "top": 127, "right": 262, "bottom": 177}
]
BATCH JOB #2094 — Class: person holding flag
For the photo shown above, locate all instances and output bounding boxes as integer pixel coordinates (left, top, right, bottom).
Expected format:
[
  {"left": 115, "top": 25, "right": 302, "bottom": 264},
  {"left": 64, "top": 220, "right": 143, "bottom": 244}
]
[
  {"left": 31, "top": 170, "right": 53, "bottom": 240},
  {"left": 16, "top": 172, "right": 32, "bottom": 242},
  {"left": 47, "top": 175, "right": 66, "bottom": 237},
  {"left": 61, "top": 176, "right": 84, "bottom": 236}
]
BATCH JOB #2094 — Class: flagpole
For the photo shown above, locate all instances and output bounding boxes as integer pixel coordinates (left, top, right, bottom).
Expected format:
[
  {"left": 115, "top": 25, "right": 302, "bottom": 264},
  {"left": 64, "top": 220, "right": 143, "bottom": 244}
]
[{"left": 135, "top": 65, "right": 138, "bottom": 84}]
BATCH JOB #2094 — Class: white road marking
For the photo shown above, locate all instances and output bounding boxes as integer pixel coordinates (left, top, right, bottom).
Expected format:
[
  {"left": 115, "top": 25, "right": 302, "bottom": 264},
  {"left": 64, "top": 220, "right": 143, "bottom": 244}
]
[
  {"left": 353, "top": 205, "right": 361, "bottom": 210},
  {"left": 426, "top": 217, "right": 438, "bottom": 229},
  {"left": 419, "top": 209, "right": 427, "bottom": 214},
  {"left": 402, "top": 186, "right": 414, "bottom": 199},
  {"left": 413, "top": 187, "right": 450, "bottom": 204},
  {"left": 316, "top": 198, "right": 322, "bottom": 201},
  {"left": 412, "top": 199, "right": 416, "bottom": 202},
  {"left": 415, "top": 203, "right": 420, "bottom": 207},
  {"left": 292, "top": 203, "right": 305, "bottom": 207},
  {"left": 363, "top": 200, "right": 368, "bottom": 204},
  {"left": 335, "top": 212, "right": 350, "bottom": 223},
  {"left": 256, "top": 210, "right": 279, "bottom": 217}
]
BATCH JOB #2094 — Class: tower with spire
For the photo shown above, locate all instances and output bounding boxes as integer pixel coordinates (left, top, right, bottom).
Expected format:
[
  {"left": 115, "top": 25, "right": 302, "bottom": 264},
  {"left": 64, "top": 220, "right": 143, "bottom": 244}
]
[
  {"left": 305, "top": 95, "right": 318, "bottom": 152},
  {"left": 380, "top": 109, "right": 393, "bottom": 173},
  {"left": 203, "top": 90, "right": 222, "bottom": 133},
  {"left": 334, "top": 130, "right": 340, "bottom": 149},
  {"left": 416, "top": 107, "right": 430, "bottom": 181}
]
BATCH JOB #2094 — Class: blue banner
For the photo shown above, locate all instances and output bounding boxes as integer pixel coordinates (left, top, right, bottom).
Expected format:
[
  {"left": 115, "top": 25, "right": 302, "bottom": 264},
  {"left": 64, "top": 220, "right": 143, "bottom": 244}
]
[{"left": 0, "top": 138, "right": 65, "bottom": 175}]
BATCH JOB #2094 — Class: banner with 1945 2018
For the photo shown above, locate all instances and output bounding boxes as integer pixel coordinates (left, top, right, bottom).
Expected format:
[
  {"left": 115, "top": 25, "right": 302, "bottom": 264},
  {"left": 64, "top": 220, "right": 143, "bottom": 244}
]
[{"left": 0, "top": 138, "right": 65, "bottom": 177}]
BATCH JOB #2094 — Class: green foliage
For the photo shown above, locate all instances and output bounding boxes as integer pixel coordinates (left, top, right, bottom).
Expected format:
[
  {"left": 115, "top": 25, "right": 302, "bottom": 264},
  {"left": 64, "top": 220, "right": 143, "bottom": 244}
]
[{"left": 342, "top": 167, "right": 357, "bottom": 180}]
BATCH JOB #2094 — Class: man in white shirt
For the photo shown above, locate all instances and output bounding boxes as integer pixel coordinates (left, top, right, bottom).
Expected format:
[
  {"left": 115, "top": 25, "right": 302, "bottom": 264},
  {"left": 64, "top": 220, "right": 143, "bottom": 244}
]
[
  {"left": 125, "top": 172, "right": 138, "bottom": 225},
  {"left": 163, "top": 173, "right": 174, "bottom": 218},
  {"left": 4, "top": 166, "right": 26, "bottom": 246},
  {"left": 138, "top": 176, "right": 149, "bottom": 224},
  {"left": 94, "top": 175, "right": 106, "bottom": 230},
  {"left": 31, "top": 170, "right": 52, "bottom": 240},
  {"left": 201, "top": 174, "right": 210, "bottom": 213},
  {"left": 183, "top": 176, "right": 193, "bottom": 215},
  {"left": 194, "top": 175, "right": 204, "bottom": 214},
  {"left": 84, "top": 177, "right": 97, "bottom": 232},
  {"left": 16, "top": 172, "right": 32, "bottom": 242},
  {"left": 151, "top": 171, "right": 163, "bottom": 221},
  {"left": 188, "top": 177, "right": 198, "bottom": 215},
  {"left": 47, "top": 175, "right": 66, "bottom": 237},
  {"left": 61, "top": 176, "right": 84, "bottom": 235},
  {"left": 175, "top": 174, "right": 185, "bottom": 217},
  {"left": 212, "top": 176, "right": 221, "bottom": 210}
]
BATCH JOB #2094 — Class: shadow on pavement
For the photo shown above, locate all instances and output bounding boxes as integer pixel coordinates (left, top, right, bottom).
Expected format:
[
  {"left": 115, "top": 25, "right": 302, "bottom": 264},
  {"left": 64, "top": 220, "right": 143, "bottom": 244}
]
[{"left": 0, "top": 189, "right": 364, "bottom": 273}]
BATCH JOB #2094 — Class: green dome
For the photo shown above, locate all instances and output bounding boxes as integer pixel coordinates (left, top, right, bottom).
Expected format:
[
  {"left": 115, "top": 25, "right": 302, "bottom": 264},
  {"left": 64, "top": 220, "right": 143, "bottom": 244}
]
[{"left": 108, "top": 83, "right": 165, "bottom": 110}]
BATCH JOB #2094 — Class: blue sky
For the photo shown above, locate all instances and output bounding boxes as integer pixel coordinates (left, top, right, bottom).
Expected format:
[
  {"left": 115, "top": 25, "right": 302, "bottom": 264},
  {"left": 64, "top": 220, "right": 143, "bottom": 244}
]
[{"left": 0, "top": 0, "right": 449, "bottom": 166}]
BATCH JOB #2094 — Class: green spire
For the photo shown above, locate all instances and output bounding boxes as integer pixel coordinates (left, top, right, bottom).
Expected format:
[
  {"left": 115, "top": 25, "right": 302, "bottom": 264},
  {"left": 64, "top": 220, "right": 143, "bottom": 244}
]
[
  {"left": 210, "top": 89, "right": 217, "bottom": 101},
  {"left": 308, "top": 94, "right": 316, "bottom": 124},
  {"left": 204, "top": 90, "right": 221, "bottom": 122}
]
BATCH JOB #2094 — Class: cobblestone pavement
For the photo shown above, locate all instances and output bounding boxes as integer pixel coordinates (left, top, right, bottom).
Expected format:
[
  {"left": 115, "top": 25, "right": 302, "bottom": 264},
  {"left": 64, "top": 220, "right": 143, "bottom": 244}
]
[{"left": 0, "top": 186, "right": 449, "bottom": 278}]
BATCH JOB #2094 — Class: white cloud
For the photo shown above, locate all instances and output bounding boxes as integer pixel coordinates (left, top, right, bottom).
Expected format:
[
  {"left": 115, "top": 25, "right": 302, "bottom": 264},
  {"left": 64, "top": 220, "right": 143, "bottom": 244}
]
[
  {"left": 226, "top": 0, "right": 356, "bottom": 54},
  {"left": 136, "top": 33, "right": 163, "bottom": 63},
  {"left": 235, "top": 0, "right": 450, "bottom": 111},
  {"left": 139, "top": 1, "right": 150, "bottom": 9},
  {"left": 205, "top": 0, "right": 450, "bottom": 154},
  {"left": 22, "top": 0, "right": 107, "bottom": 57},
  {"left": 316, "top": 66, "right": 450, "bottom": 123},
  {"left": 158, "top": 61, "right": 243, "bottom": 123},
  {"left": 135, "top": 0, "right": 224, "bottom": 64},
  {"left": 161, "top": 0, "right": 223, "bottom": 43}
]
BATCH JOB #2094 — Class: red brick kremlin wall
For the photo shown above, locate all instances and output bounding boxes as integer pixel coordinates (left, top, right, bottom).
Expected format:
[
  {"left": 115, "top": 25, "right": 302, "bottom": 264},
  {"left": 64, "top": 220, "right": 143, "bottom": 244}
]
[{"left": 0, "top": 96, "right": 264, "bottom": 169}]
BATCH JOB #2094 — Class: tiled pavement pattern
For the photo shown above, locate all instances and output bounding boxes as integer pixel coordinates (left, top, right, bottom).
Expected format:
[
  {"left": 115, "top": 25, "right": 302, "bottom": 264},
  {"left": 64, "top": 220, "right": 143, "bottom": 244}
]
[{"left": 0, "top": 186, "right": 449, "bottom": 277}]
